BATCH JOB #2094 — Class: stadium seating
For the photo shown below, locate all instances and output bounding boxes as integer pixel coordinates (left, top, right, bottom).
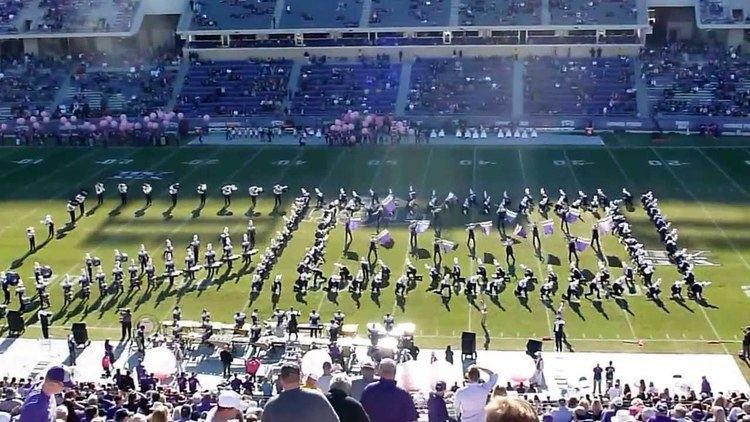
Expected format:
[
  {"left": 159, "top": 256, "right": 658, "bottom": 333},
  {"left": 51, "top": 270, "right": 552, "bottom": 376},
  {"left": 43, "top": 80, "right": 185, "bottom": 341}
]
[
  {"left": 407, "top": 57, "right": 513, "bottom": 116},
  {"left": 291, "top": 57, "right": 401, "bottom": 116},
  {"left": 191, "top": 0, "right": 275, "bottom": 30},
  {"left": 643, "top": 51, "right": 750, "bottom": 117},
  {"left": 280, "top": 0, "right": 362, "bottom": 28},
  {"left": 524, "top": 56, "right": 637, "bottom": 116},
  {"left": 29, "top": 0, "right": 139, "bottom": 33},
  {"left": 369, "top": 0, "right": 451, "bottom": 27},
  {"left": 0, "top": 0, "right": 22, "bottom": 33},
  {"left": 62, "top": 66, "right": 177, "bottom": 117},
  {"left": 549, "top": 0, "right": 638, "bottom": 25},
  {"left": 458, "top": 0, "right": 541, "bottom": 26},
  {"left": 699, "top": 0, "right": 750, "bottom": 24},
  {"left": 0, "top": 56, "right": 68, "bottom": 119},
  {"left": 177, "top": 59, "right": 293, "bottom": 117}
]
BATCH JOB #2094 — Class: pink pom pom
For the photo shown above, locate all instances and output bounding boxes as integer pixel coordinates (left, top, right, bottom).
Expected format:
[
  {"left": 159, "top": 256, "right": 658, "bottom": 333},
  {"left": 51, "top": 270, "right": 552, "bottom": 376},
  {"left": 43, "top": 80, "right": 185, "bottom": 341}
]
[
  {"left": 149, "top": 112, "right": 157, "bottom": 120},
  {"left": 202, "top": 114, "right": 210, "bottom": 122},
  {"left": 0, "top": 123, "right": 7, "bottom": 131},
  {"left": 29, "top": 116, "right": 37, "bottom": 123},
  {"left": 120, "top": 114, "right": 127, "bottom": 121},
  {"left": 33, "top": 122, "right": 40, "bottom": 129},
  {"left": 16, "top": 118, "right": 25, "bottom": 125},
  {"left": 70, "top": 115, "right": 77, "bottom": 123},
  {"left": 334, "top": 119, "right": 342, "bottom": 126},
  {"left": 134, "top": 123, "right": 142, "bottom": 130},
  {"left": 60, "top": 117, "right": 68, "bottom": 124},
  {"left": 177, "top": 112, "right": 184, "bottom": 119},
  {"left": 42, "top": 116, "right": 50, "bottom": 123},
  {"left": 110, "top": 120, "right": 118, "bottom": 128}
]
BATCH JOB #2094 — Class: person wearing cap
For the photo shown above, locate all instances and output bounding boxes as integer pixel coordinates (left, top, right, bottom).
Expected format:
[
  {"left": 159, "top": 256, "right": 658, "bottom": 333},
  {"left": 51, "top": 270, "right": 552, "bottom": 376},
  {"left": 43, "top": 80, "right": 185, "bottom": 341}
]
[
  {"left": 326, "top": 373, "right": 370, "bottom": 422},
  {"left": 350, "top": 361, "right": 377, "bottom": 401},
  {"left": 361, "top": 358, "right": 418, "bottom": 422},
  {"left": 261, "top": 362, "right": 339, "bottom": 422},
  {"left": 602, "top": 397, "right": 624, "bottom": 422},
  {"left": 647, "top": 402, "right": 673, "bottom": 422},
  {"left": 453, "top": 365, "right": 499, "bottom": 422},
  {"left": 114, "top": 408, "right": 133, "bottom": 422},
  {"left": 0, "top": 389, "right": 22, "bottom": 415},
  {"left": 548, "top": 397, "right": 574, "bottom": 422},
  {"left": 205, "top": 390, "right": 245, "bottom": 422},
  {"left": 428, "top": 381, "right": 454, "bottom": 422},
  {"left": 19, "top": 366, "right": 73, "bottom": 422}
]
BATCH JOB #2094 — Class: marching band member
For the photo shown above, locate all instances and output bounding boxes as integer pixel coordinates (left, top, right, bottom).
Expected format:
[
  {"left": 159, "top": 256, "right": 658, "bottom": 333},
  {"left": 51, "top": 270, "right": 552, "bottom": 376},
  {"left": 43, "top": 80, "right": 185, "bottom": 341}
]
[
  {"left": 168, "top": 183, "right": 180, "bottom": 207},
  {"left": 197, "top": 183, "right": 207, "bottom": 206},
  {"left": 94, "top": 182, "right": 105, "bottom": 205},
  {"left": 42, "top": 214, "right": 54, "bottom": 239},
  {"left": 142, "top": 183, "right": 153, "bottom": 207},
  {"left": 117, "top": 183, "right": 128, "bottom": 205}
]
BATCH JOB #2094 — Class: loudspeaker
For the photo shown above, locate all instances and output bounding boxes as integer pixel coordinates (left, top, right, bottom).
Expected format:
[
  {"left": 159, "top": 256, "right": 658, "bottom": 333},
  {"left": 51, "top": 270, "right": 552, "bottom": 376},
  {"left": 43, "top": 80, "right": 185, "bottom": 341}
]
[
  {"left": 72, "top": 322, "right": 89, "bottom": 345},
  {"left": 526, "top": 338, "right": 543, "bottom": 357},
  {"left": 6, "top": 310, "right": 24, "bottom": 334},
  {"left": 461, "top": 331, "right": 476, "bottom": 358}
]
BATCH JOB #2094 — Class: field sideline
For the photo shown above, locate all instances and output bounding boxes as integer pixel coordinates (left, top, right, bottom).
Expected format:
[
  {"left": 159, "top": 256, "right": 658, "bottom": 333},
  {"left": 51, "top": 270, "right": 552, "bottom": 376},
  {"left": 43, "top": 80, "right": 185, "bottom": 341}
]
[{"left": 1, "top": 138, "right": 749, "bottom": 362}]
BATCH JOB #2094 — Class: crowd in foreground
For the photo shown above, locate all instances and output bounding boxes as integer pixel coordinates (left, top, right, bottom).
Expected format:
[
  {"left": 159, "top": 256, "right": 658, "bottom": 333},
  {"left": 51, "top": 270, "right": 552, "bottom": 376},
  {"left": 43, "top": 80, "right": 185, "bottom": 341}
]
[{"left": 1, "top": 349, "right": 748, "bottom": 422}]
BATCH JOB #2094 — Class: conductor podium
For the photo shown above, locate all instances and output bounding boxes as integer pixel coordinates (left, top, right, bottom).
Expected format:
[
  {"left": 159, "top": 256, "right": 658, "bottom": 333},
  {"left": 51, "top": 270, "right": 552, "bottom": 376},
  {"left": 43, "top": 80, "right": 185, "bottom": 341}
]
[{"left": 461, "top": 331, "right": 477, "bottom": 359}]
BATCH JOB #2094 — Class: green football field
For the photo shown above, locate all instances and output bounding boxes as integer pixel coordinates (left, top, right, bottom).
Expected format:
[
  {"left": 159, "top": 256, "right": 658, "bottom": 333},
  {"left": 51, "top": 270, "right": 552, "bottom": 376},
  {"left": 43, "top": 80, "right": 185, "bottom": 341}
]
[{"left": 1, "top": 134, "right": 750, "bottom": 359}]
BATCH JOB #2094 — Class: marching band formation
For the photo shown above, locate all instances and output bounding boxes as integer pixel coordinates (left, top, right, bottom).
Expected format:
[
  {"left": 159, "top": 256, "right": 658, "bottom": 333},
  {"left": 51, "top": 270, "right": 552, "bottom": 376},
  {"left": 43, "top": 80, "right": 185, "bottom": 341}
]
[{"left": 3, "top": 179, "right": 712, "bottom": 329}]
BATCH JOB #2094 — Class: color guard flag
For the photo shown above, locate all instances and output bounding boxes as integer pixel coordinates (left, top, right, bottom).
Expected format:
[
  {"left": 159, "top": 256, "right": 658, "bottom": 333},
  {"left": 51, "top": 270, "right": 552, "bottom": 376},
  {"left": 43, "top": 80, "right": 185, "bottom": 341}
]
[
  {"left": 349, "top": 218, "right": 362, "bottom": 230},
  {"left": 598, "top": 216, "right": 613, "bottom": 234},
  {"left": 377, "top": 230, "right": 393, "bottom": 247},
  {"left": 575, "top": 237, "right": 590, "bottom": 252},
  {"left": 382, "top": 195, "right": 396, "bottom": 215},
  {"left": 541, "top": 219, "right": 554, "bottom": 236},
  {"left": 414, "top": 220, "right": 430, "bottom": 234},
  {"left": 439, "top": 240, "right": 457, "bottom": 253},
  {"left": 505, "top": 210, "right": 518, "bottom": 224},
  {"left": 565, "top": 209, "right": 581, "bottom": 223},
  {"left": 513, "top": 224, "right": 527, "bottom": 239},
  {"left": 479, "top": 221, "right": 493, "bottom": 236}
]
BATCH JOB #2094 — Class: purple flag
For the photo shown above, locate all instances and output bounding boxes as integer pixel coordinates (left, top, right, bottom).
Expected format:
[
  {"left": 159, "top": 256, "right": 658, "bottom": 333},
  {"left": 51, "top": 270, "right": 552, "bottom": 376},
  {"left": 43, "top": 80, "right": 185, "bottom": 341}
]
[
  {"left": 541, "top": 219, "right": 554, "bottom": 236},
  {"left": 575, "top": 238, "right": 590, "bottom": 252},
  {"left": 598, "top": 216, "right": 613, "bottom": 234},
  {"left": 377, "top": 230, "right": 393, "bottom": 247},
  {"left": 513, "top": 224, "right": 527, "bottom": 239},
  {"left": 415, "top": 220, "right": 430, "bottom": 234},
  {"left": 439, "top": 240, "right": 457, "bottom": 253},
  {"left": 382, "top": 195, "right": 396, "bottom": 215},
  {"left": 505, "top": 210, "right": 518, "bottom": 224},
  {"left": 479, "top": 221, "right": 493, "bottom": 236},
  {"left": 349, "top": 218, "right": 362, "bottom": 230},
  {"left": 565, "top": 209, "right": 581, "bottom": 223}
]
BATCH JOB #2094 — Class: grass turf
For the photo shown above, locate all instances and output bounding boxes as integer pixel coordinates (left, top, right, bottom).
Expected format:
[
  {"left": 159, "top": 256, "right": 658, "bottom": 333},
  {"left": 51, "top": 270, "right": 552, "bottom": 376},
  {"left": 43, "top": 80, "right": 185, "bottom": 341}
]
[{"left": 1, "top": 138, "right": 749, "bottom": 361}]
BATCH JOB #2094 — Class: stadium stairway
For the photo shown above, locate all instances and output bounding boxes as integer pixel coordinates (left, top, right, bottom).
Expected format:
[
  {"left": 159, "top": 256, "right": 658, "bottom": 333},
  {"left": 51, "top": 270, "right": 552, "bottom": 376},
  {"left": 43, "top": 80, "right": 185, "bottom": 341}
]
[
  {"left": 283, "top": 60, "right": 304, "bottom": 111},
  {"left": 395, "top": 60, "right": 413, "bottom": 116},
  {"left": 166, "top": 60, "right": 191, "bottom": 111},
  {"left": 359, "top": 0, "right": 372, "bottom": 27},
  {"left": 634, "top": 58, "right": 650, "bottom": 117},
  {"left": 541, "top": 0, "right": 552, "bottom": 25},
  {"left": 512, "top": 59, "right": 525, "bottom": 119},
  {"left": 449, "top": 0, "right": 461, "bottom": 26},
  {"left": 274, "top": 0, "right": 286, "bottom": 28}
]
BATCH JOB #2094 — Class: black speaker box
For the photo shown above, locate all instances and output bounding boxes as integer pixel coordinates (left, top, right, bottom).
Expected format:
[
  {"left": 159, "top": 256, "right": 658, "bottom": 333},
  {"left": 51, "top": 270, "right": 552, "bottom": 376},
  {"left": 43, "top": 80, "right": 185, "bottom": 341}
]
[
  {"left": 72, "top": 322, "right": 89, "bottom": 345},
  {"left": 7, "top": 310, "right": 24, "bottom": 333},
  {"left": 461, "top": 331, "right": 476, "bottom": 357},
  {"left": 526, "top": 338, "right": 543, "bottom": 356}
]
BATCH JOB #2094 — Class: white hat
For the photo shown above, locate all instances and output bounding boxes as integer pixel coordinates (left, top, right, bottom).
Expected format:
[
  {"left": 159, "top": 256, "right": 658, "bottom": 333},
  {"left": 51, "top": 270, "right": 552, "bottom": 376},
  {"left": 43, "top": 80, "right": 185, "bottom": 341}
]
[
  {"left": 0, "top": 412, "right": 10, "bottom": 422},
  {"left": 217, "top": 390, "right": 247, "bottom": 411}
]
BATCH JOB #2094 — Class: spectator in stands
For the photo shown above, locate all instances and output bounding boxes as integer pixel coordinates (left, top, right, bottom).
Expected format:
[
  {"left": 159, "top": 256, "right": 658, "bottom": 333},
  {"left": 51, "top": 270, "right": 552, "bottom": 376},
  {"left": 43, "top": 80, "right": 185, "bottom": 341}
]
[
  {"left": 549, "top": 398, "right": 574, "bottom": 422},
  {"left": 602, "top": 397, "right": 624, "bottom": 422},
  {"left": 350, "top": 361, "right": 376, "bottom": 401},
  {"left": 485, "top": 396, "right": 540, "bottom": 422},
  {"left": 220, "top": 346, "right": 234, "bottom": 378},
  {"left": 453, "top": 365, "right": 499, "bottom": 422},
  {"left": 18, "top": 366, "right": 72, "bottom": 421},
  {"left": 0, "top": 389, "right": 22, "bottom": 415},
  {"left": 205, "top": 390, "right": 245, "bottom": 422},
  {"left": 318, "top": 362, "right": 333, "bottom": 393},
  {"left": 261, "top": 362, "right": 338, "bottom": 422},
  {"left": 427, "top": 381, "right": 454, "bottom": 422},
  {"left": 325, "top": 373, "right": 370, "bottom": 422},
  {"left": 701, "top": 376, "right": 713, "bottom": 397},
  {"left": 360, "top": 358, "right": 418, "bottom": 422}
]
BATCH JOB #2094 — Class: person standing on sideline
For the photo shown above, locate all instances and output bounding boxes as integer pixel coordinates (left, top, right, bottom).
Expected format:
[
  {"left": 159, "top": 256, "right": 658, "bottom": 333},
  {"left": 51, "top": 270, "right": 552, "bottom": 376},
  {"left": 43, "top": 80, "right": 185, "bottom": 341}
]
[
  {"left": 453, "top": 365, "right": 499, "bottom": 422},
  {"left": 361, "top": 358, "right": 419, "bottom": 422},
  {"left": 445, "top": 345, "right": 454, "bottom": 365},
  {"left": 593, "top": 363, "right": 603, "bottom": 395},
  {"left": 553, "top": 315, "right": 566, "bottom": 352},
  {"left": 67, "top": 334, "right": 77, "bottom": 365},
  {"left": 261, "top": 362, "right": 339, "bottom": 422},
  {"left": 220, "top": 346, "right": 233, "bottom": 378},
  {"left": 743, "top": 326, "right": 750, "bottom": 360},
  {"left": 605, "top": 361, "right": 615, "bottom": 389}
]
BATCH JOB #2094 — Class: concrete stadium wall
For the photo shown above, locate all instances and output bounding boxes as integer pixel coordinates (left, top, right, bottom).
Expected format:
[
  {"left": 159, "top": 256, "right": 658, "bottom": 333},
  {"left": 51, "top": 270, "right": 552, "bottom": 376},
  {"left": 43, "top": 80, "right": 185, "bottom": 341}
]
[{"left": 190, "top": 44, "right": 643, "bottom": 61}]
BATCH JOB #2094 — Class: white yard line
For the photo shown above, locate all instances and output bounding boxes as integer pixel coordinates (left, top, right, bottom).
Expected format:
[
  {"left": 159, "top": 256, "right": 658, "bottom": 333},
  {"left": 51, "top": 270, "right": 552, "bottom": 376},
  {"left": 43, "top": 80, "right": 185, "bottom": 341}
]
[
  {"left": 694, "top": 148, "right": 750, "bottom": 198},
  {"left": 517, "top": 149, "right": 553, "bottom": 337},
  {"left": 648, "top": 147, "right": 736, "bottom": 354},
  {"left": 603, "top": 146, "right": 636, "bottom": 189}
]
